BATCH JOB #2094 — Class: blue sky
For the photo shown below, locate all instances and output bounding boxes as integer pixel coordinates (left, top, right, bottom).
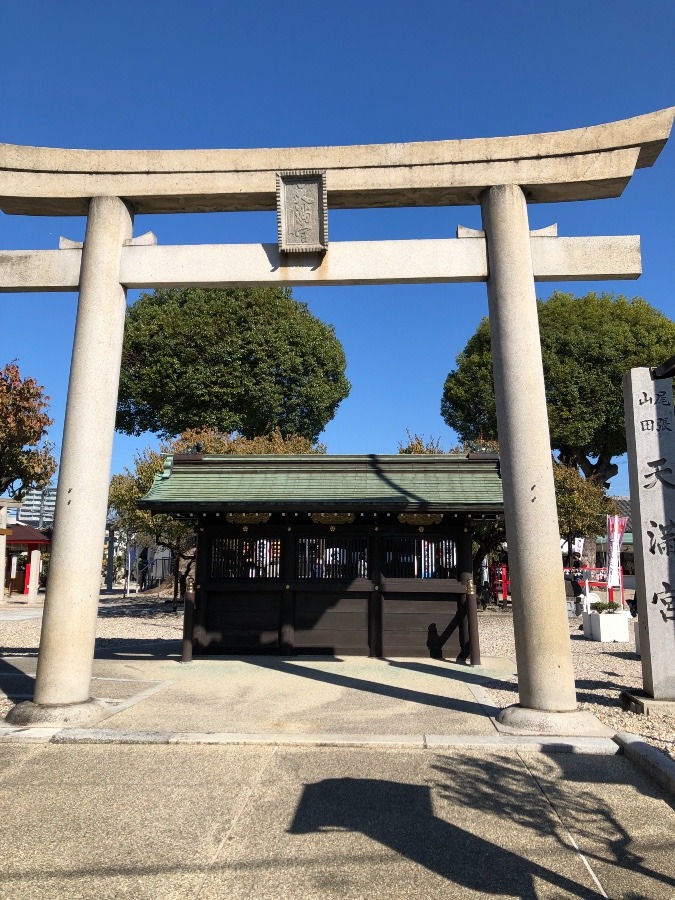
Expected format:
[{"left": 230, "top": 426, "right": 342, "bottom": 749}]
[{"left": 1, "top": 0, "right": 673, "bottom": 497}]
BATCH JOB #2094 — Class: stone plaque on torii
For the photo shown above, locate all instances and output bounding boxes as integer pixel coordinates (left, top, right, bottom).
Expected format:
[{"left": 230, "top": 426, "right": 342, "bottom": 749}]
[{"left": 1, "top": 108, "right": 673, "bottom": 732}]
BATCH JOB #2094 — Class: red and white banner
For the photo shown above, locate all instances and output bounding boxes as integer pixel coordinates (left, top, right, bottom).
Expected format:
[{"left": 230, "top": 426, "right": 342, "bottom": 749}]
[{"left": 607, "top": 514, "right": 628, "bottom": 587}]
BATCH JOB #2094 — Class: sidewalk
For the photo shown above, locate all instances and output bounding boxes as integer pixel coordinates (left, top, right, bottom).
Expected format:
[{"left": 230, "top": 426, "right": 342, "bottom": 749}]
[
  {"left": 1, "top": 609, "right": 675, "bottom": 897},
  {"left": 1, "top": 732, "right": 674, "bottom": 897}
]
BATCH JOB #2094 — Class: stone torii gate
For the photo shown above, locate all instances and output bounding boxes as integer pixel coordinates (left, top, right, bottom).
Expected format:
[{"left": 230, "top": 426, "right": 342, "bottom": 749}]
[{"left": 3, "top": 108, "right": 673, "bottom": 731}]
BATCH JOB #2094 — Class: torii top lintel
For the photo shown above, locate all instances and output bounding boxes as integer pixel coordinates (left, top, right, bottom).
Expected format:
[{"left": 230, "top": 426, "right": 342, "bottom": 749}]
[{"left": 1, "top": 108, "right": 672, "bottom": 216}]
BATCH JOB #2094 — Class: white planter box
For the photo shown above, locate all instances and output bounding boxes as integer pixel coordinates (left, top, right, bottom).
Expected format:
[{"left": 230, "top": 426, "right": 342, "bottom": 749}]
[
  {"left": 582, "top": 611, "right": 594, "bottom": 638},
  {"left": 588, "top": 611, "right": 630, "bottom": 642}
]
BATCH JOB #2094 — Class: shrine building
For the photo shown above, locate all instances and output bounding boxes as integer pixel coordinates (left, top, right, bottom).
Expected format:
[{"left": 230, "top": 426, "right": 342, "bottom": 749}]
[{"left": 138, "top": 453, "right": 503, "bottom": 661}]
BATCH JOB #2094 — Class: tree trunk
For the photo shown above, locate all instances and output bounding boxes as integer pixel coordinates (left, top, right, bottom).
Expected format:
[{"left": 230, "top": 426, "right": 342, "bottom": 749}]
[
  {"left": 582, "top": 535, "right": 598, "bottom": 568},
  {"left": 576, "top": 451, "right": 618, "bottom": 489}
]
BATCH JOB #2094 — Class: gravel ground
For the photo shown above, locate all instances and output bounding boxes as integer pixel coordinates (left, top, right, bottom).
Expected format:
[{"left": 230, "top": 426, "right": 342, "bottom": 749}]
[{"left": 1, "top": 594, "right": 673, "bottom": 763}]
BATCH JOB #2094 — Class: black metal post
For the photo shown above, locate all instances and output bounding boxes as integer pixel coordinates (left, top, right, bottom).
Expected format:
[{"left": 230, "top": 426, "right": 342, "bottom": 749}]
[
  {"left": 369, "top": 526, "right": 382, "bottom": 657},
  {"left": 181, "top": 576, "right": 195, "bottom": 663},
  {"left": 466, "top": 577, "right": 481, "bottom": 667},
  {"left": 280, "top": 526, "right": 294, "bottom": 653},
  {"left": 457, "top": 522, "right": 473, "bottom": 661}
]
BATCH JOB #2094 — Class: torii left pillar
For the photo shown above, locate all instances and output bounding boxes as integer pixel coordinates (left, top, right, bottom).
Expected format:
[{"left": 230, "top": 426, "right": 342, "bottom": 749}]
[{"left": 8, "top": 196, "right": 133, "bottom": 725}]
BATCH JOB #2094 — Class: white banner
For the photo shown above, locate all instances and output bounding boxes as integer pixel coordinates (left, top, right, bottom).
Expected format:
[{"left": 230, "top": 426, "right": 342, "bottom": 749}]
[{"left": 607, "top": 514, "right": 627, "bottom": 587}]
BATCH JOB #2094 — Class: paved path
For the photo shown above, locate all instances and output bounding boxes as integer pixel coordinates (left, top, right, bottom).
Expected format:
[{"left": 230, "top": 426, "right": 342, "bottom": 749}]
[
  {"left": 2, "top": 654, "right": 522, "bottom": 737},
  {"left": 1, "top": 653, "right": 674, "bottom": 897},
  {"left": 1, "top": 741, "right": 674, "bottom": 899}
]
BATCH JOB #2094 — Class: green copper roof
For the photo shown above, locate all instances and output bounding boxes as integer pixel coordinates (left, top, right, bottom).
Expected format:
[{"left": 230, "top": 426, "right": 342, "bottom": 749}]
[{"left": 138, "top": 453, "right": 503, "bottom": 513}]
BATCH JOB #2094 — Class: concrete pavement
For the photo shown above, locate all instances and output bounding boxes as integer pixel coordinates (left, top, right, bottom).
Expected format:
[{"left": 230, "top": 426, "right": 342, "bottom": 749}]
[
  {"left": 1, "top": 649, "right": 674, "bottom": 897},
  {"left": 1, "top": 741, "right": 674, "bottom": 899},
  {"left": 2, "top": 651, "right": 604, "bottom": 741}
]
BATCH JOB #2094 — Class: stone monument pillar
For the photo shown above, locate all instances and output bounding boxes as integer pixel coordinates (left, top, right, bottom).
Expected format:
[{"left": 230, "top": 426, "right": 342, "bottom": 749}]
[
  {"left": 26, "top": 549, "right": 41, "bottom": 603},
  {"left": 624, "top": 368, "right": 675, "bottom": 700},
  {"left": 481, "top": 184, "right": 578, "bottom": 723},
  {"left": 8, "top": 196, "right": 133, "bottom": 725}
]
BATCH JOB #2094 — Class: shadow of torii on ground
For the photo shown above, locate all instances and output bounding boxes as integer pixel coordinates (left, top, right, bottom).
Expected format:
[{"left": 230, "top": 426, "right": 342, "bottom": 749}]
[
  {"left": 288, "top": 753, "right": 675, "bottom": 899},
  {"left": 288, "top": 776, "right": 598, "bottom": 898}
]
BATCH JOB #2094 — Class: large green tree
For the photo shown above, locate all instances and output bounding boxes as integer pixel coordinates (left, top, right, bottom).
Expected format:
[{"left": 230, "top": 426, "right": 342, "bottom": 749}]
[
  {"left": 116, "top": 287, "right": 350, "bottom": 441},
  {"left": 441, "top": 292, "right": 675, "bottom": 485},
  {"left": 0, "top": 361, "right": 57, "bottom": 499}
]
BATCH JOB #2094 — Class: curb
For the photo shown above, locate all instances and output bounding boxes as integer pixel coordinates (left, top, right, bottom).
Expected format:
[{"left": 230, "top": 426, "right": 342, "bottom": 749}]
[
  {"left": 0, "top": 725, "right": 619, "bottom": 753},
  {"left": 613, "top": 731, "right": 675, "bottom": 798}
]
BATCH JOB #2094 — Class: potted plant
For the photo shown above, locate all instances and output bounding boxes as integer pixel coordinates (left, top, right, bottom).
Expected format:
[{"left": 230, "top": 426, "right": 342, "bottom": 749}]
[{"left": 586, "top": 600, "right": 630, "bottom": 642}]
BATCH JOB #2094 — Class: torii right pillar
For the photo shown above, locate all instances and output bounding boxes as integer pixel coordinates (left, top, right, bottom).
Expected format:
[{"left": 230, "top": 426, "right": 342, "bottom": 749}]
[{"left": 482, "top": 184, "right": 594, "bottom": 731}]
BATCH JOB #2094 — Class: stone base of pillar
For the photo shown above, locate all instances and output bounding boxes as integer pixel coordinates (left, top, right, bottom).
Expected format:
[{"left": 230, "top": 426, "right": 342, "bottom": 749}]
[
  {"left": 620, "top": 690, "right": 675, "bottom": 716},
  {"left": 497, "top": 704, "right": 613, "bottom": 736},
  {"left": 5, "top": 698, "right": 108, "bottom": 727}
]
